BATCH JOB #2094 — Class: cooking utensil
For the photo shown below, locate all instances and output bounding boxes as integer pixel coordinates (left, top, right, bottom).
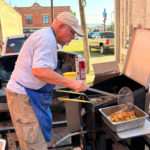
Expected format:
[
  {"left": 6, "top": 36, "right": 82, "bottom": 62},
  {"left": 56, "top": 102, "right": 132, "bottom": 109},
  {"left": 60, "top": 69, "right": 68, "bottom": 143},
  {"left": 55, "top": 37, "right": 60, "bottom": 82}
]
[
  {"left": 87, "top": 87, "right": 133, "bottom": 101},
  {"left": 88, "top": 87, "right": 134, "bottom": 111},
  {"left": 56, "top": 87, "right": 134, "bottom": 105},
  {"left": 117, "top": 87, "right": 134, "bottom": 111},
  {"left": 57, "top": 88, "right": 117, "bottom": 98},
  {"left": 56, "top": 89, "right": 85, "bottom": 95},
  {"left": 58, "top": 97, "right": 93, "bottom": 104},
  {"left": 56, "top": 89, "right": 90, "bottom": 100},
  {"left": 87, "top": 87, "right": 117, "bottom": 97},
  {"left": 118, "top": 87, "right": 134, "bottom": 104},
  {"left": 56, "top": 89, "right": 116, "bottom": 102},
  {"left": 58, "top": 96, "right": 113, "bottom": 104}
]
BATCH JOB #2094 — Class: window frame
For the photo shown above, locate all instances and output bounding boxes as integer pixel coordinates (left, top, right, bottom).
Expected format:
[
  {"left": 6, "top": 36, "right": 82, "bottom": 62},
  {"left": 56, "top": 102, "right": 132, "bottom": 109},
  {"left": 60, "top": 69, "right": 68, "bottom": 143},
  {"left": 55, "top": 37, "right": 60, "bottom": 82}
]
[
  {"left": 25, "top": 16, "right": 32, "bottom": 25},
  {"left": 42, "top": 15, "right": 49, "bottom": 24}
]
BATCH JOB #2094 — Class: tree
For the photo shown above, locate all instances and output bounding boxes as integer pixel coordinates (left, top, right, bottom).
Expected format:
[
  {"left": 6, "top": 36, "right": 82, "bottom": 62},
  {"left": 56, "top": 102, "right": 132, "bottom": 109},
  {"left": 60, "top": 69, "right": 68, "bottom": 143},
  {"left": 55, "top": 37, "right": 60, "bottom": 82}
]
[
  {"left": 70, "top": 10, "right": 76, "bottom": 16},
  {"left": 107, "top": 22, "right": 114, "bottom": 31}
]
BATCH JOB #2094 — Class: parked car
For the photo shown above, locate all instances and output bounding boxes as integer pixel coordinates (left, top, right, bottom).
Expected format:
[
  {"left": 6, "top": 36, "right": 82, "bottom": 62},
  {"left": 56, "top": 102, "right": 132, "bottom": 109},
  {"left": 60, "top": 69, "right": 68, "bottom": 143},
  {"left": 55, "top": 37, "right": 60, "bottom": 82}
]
[
  {"left": 88, "top": 32, "right": 94, "bottom": 39},
  {"left": 88, "top": 31, "right": 114, "bottom": 54},
  {"left": 1, "top": 34, "right": 30, "bottom": 56},
  {"left": 0, "top": 42, "right": 4, "bottom": 55}
]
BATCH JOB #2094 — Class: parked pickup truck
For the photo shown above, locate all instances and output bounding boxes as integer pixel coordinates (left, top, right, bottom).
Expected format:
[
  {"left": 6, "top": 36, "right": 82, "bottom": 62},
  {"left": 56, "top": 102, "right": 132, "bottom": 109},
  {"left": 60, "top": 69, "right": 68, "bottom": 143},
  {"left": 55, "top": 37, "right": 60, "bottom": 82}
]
[
  {"left": 0, "top": 34, "right": 86, "bottom": 112},
  {"left": 88, "top": 31, "right": 114, "bottom": 54}
]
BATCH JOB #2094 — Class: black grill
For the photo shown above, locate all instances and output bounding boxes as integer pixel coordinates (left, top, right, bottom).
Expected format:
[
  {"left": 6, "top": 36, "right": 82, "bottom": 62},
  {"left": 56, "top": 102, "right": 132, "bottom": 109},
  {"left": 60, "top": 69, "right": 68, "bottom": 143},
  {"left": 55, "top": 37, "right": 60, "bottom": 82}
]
[{"left": 69, "top": 74, "right": 147, "bottom": 150}]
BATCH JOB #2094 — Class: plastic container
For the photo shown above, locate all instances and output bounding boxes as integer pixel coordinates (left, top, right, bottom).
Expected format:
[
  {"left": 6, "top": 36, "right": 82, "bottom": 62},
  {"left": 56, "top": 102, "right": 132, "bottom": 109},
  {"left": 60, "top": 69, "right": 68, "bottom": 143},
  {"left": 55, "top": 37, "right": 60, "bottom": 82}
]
[{"left": 63, "top": 72, "right": 77, "bottom": 80}]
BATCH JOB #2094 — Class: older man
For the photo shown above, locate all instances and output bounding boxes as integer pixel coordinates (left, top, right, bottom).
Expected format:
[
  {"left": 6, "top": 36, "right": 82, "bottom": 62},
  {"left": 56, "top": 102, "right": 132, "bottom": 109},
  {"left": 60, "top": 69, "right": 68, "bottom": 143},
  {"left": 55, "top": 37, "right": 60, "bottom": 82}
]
[{"left": 6, "top": 12, "right": 87, "bottom": 150}]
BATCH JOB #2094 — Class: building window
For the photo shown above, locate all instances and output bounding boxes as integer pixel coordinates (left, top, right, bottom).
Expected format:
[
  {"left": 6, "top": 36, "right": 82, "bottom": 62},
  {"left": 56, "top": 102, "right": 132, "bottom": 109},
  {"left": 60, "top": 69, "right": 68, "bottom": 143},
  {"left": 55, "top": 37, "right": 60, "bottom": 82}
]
[
  {"left": 25, "top": 16, "right": 32, "bottom": 25},
  {"left": 42, "top": 15, "right": 49, "bottom": 24}
]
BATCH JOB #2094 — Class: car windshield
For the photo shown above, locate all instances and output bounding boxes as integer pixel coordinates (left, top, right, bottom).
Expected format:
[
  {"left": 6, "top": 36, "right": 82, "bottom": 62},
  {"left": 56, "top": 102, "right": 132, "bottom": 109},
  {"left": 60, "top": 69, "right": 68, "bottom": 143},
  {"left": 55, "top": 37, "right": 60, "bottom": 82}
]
[
  {"left": 91, "top": 32, "right": 114, "bottom": 39},
  {"left": 91, "top": 32, "right": 100, "bottom": 37},
  {"left": 6, "top": 37, "right": 28, "bottom": 53},
  {"left": 101, "top": 32, "right": 114, "bottom": 38}
]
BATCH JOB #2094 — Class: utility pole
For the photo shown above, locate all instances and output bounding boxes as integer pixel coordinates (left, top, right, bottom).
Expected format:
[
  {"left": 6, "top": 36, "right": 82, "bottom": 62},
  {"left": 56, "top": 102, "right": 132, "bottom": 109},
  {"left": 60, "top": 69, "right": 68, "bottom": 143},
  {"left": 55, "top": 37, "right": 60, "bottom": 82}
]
[
  {"left": 78, "top": 0, "right": 90, "bottom": 74},
  {"left": 51, "top": 0, "right": 54, "bottom": 23}
]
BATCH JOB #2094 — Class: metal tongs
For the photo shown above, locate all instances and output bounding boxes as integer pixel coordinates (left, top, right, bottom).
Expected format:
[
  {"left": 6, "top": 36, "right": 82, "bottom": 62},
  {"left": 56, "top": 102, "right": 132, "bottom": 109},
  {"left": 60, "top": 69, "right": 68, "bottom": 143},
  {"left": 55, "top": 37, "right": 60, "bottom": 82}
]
[
  {"left": 56, "top": 87, "right": 134, "bottom": 105},
  {"left": 58, "top": 97, "right": 93, "bottom": 104},
  {"left": 56, "top": 89, "right": 107, "bottom": 104},
  {"left": 56, "top": 89, "right": 92, "bottom": 104}
]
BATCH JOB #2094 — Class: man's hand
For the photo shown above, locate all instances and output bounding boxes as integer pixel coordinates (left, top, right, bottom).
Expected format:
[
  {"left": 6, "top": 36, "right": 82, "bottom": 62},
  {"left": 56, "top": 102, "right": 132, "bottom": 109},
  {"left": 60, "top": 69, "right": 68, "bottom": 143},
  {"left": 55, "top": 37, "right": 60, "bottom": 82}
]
[{"left": 69, "top": 80, "right": 87, "bottom": 93}]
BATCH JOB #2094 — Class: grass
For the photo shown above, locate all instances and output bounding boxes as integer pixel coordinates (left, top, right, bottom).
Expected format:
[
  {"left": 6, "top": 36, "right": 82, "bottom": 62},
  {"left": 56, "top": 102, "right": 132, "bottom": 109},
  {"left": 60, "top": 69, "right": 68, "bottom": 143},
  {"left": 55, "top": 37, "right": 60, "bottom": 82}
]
[{"left": 63, "top": 39, "right": 116, "bottom": 85}]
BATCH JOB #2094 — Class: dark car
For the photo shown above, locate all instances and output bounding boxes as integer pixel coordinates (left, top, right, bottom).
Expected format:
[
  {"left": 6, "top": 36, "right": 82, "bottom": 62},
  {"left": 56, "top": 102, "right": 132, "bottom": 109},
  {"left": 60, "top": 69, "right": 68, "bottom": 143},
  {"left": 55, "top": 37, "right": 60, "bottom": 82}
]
[
  {"left": 88, "top": 32, "right": 94, "bottom": 39},
  {"left": 88, "top": 31, "right": 114, "bottom": 54}
]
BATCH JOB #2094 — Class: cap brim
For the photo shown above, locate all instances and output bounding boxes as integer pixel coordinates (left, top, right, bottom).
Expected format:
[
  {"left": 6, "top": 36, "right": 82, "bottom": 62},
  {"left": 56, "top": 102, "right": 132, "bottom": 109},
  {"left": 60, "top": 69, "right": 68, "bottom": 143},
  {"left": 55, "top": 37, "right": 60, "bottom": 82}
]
[{"left": 72, "top": 27, "right": 84, "bottom": 37}]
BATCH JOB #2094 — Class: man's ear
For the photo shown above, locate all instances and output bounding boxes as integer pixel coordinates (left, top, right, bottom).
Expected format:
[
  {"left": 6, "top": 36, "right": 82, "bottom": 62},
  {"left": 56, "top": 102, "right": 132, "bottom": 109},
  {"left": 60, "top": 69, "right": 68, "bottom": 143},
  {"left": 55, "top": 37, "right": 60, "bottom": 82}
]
[{"left": 58, "top": 23, "right": 65, "bottom": 31}]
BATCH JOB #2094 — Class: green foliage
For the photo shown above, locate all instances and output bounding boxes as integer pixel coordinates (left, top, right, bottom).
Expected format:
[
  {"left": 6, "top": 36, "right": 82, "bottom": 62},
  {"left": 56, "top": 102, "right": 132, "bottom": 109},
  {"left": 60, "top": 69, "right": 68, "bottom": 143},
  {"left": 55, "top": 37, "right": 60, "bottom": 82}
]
[
  {"left": 70, "top": 9, "right": 76, "bottom": 16},
  {"left": 107, "top": 22, "right": 114, "bottom": 31}
]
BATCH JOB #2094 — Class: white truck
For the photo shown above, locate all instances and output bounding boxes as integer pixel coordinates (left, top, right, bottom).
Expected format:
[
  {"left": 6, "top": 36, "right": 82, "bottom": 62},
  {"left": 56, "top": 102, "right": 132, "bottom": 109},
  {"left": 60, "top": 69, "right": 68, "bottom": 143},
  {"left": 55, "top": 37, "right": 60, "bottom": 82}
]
[
  {"left": 89, "top": 31, "right": 114, "bottom": 54},
  {"left": 0, "top": 34, "right": 86, "bottom": 112}
]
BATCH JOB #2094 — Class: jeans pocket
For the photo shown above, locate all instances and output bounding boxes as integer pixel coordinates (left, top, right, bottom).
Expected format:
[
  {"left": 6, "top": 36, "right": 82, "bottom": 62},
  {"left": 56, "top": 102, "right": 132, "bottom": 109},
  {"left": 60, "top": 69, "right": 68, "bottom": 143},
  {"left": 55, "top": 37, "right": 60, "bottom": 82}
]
[{"left": 14, "top": 114, "right": 38, "bottom": 144}]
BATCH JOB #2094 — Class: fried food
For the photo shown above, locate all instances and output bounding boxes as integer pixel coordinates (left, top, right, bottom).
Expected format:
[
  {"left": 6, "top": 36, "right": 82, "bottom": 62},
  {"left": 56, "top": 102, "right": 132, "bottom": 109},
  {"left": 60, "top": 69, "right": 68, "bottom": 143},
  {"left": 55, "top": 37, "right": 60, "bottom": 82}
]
[
  {"left": 91, "top": 98, "right": 103, "bottom": 102},
  {"left": 110, "top": 108, "right": 136, "bottom": 123}
]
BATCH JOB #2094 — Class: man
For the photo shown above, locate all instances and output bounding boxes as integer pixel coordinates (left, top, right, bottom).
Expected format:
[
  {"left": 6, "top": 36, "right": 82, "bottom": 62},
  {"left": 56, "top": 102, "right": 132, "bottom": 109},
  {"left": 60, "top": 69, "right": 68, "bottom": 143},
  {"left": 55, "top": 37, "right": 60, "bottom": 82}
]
[{"left": 6, "top": 12, "right": 87, "bottom": 150}]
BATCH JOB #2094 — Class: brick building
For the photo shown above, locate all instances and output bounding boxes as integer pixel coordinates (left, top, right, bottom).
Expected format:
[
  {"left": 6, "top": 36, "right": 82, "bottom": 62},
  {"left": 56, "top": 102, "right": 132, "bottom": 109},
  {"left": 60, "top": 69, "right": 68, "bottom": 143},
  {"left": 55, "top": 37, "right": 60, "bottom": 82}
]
[{"left": 15, "top": 3, "right": 70, "bottom": 33}]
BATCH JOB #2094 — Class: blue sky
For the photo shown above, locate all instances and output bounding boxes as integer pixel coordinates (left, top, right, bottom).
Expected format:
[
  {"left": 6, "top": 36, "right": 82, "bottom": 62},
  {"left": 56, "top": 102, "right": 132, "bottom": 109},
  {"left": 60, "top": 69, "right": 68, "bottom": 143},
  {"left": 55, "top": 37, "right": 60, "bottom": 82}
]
[{"left": 5, "top": 0, "right": 114, "bottom": 25}]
